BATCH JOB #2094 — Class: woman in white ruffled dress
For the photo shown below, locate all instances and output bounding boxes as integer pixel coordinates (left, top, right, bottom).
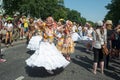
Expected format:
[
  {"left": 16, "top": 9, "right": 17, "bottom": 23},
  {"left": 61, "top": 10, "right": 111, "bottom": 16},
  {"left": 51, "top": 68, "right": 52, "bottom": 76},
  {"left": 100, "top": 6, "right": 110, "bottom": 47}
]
[
  {"left": 71, "top": 22, "right": 82, "bottom": 41},
  {"left": 27, "top": 20, "right": 43, "bottom": 51},
  {"left": 82, "top": 22, "right": 94, "bottom": 51},
  {"left": 26, "top": 17, "right": 70, "bottom": 74}
]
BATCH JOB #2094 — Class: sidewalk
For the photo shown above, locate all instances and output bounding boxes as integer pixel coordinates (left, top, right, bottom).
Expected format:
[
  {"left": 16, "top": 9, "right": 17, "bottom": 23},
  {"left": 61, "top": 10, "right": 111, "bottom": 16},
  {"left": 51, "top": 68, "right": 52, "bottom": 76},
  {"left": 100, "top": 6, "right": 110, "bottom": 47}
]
[{"left": 1, "top": 39, "right": 27, "bottom": 49}]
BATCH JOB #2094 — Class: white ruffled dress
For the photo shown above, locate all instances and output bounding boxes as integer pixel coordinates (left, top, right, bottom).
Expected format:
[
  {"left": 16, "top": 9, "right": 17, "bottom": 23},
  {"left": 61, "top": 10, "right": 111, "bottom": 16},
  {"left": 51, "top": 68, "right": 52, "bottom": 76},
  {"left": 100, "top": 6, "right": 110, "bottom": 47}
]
[
  {"left": 26, "top": 41, "right": 70, "bottom": 70},
  {"left": 71, "top": 32, "right": 82, "bottom": 41},
  {"left": 27, "top": 35, "right": 42, "bottom": 50}
]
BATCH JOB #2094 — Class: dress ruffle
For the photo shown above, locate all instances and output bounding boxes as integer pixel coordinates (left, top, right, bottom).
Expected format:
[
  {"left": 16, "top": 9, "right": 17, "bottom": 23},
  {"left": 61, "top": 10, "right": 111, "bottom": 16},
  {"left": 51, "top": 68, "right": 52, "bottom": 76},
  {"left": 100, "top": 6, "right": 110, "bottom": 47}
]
[
  {"left": 26, "top": 41, "right": 70, "bottom": 70},
  {"left": 71, "top": 32, "right": 82, "bottom": 41},
  {"left": 27, "top": 35, "right": 42, "bottom": 50}
]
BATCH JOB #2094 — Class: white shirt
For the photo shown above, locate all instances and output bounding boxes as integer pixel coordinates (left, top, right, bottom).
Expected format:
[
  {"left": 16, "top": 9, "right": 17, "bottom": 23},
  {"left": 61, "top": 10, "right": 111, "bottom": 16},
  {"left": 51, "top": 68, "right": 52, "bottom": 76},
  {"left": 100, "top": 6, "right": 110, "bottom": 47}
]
[
  {"left": 5, "top": 23, "right": 13, "bottom": 31},
  {"left": 93, "top": 28, "right": 107, "bottom": 49},
  {"left": 78, "top": 26, "right": 82, "bottom": 31},
  {"left": 72, "top": 25, "right": 77, "bottom": 32}
]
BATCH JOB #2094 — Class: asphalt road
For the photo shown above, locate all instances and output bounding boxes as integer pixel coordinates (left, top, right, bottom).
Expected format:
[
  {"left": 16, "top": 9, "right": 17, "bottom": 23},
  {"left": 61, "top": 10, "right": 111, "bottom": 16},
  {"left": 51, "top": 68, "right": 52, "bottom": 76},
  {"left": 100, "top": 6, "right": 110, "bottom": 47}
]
[{"left": 0, "top": 42, "right": 120, "bottom": 80}]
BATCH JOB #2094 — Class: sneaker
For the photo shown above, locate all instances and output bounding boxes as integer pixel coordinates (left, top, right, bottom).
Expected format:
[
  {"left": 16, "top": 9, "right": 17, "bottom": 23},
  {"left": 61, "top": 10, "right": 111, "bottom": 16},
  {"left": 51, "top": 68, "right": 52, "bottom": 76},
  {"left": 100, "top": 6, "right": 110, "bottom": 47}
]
[
  {"left": 20, "top": 37, "right": 22, "bottom": 39},
  {"left": 0, "top": 59, "right": 6, "bottom": 63},
  {"left": 47, "top": 70, "right": 54, "bottom": 74},
  {"left": 23, "top": 36, "right": 26, "bottom": 39}
]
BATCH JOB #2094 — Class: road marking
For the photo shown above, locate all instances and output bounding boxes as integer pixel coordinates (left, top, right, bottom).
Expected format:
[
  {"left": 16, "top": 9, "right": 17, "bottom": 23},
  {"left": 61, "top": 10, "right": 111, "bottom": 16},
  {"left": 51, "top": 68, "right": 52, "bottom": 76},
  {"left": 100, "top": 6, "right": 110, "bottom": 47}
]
[{"left": 15, "top": 76, "right": 24, "bottom": 80}]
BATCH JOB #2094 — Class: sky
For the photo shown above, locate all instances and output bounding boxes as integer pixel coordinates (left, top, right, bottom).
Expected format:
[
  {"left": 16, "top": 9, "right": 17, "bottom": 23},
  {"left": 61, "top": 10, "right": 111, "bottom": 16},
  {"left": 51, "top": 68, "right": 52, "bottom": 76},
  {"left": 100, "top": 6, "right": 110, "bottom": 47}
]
[{"left": 64, "top": 0, "right": 111, "bottom": 22}]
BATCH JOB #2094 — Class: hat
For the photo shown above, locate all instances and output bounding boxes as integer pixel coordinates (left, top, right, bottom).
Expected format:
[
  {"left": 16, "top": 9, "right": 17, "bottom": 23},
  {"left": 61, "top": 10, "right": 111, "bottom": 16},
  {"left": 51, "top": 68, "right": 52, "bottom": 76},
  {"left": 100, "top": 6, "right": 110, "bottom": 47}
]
[
  {"left": 59, "top": 18, "right": 65, "bottom": 24},
  {"left": 6, "top": 17, "right": 14, "bottom": 21},
  {"left": 59, "top": 18, "right": 64, "bottom": 22},
  {"left": 96, "top": 20, "right": 103, "bottom": 26},
  {"left": 106, "top": 20, "right": 112, "bottom": 25}
]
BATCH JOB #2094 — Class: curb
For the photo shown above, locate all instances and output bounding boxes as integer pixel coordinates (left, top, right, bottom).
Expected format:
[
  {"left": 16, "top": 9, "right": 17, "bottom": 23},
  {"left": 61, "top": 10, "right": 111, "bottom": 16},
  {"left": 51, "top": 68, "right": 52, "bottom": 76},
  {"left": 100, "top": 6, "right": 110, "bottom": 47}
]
[{"left": 1, "top": 39, "right": 27, "bottom": 50}]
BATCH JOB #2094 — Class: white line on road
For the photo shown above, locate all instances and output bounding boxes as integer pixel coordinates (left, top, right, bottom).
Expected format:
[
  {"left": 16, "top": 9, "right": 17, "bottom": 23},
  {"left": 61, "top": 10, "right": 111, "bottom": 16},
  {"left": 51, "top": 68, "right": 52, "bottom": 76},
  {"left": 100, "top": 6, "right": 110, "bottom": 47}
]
[{"left": 15, "top": 76, "right": 24, "bottom": 80}]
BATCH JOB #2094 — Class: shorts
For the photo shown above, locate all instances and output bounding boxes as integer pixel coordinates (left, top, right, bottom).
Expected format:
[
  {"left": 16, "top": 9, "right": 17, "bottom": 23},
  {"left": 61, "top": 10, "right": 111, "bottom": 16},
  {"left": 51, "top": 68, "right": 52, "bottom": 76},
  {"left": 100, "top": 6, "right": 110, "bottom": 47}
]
[
  {"left": 7, "top": 31, "right": 12, "bottom": 34},
  {"left": 93, "top": 47, "right": 105, "bottom": 62},
  {"left": 24, "top": 27, "right": 28, "bottom": 32}
]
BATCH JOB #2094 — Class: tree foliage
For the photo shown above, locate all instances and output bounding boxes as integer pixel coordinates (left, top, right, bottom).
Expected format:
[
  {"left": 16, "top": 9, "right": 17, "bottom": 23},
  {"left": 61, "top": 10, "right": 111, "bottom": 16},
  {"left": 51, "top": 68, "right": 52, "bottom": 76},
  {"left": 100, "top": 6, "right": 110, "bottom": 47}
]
[
  {"left": 3, "top": 0, "right": 94, "bottom": 25},
  {"left": 67, "top": 9, "right": 81, "bottom": 23},
  {"left": 105, "top": 0, "right": 120, "bottom": 25}
]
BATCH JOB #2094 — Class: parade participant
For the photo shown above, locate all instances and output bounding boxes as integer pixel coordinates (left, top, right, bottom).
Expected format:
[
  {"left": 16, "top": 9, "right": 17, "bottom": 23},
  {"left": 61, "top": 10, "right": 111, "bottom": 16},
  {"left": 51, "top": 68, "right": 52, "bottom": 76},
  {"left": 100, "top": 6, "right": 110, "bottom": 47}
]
[
  {"left": 71, "top": 22, "right": 81, "bottom": 42},
  {"left": 92, "top": 21, "right": 107, "bottom": 74},
  {"left": 61, "top": 21, "right": 75, "bottom": 61},
  {"left": 27, "top": 18, "right": 35, "bottom": 42},
  {"left": 84, "top": 22, "right": 94, "bottom": 52},
  {"left": 26, "top": 17, "right": 70, "bottom": 74},
  {"left": 56, "top": 34, "right": 64, "bottom": 51},
  {"left": 78, "top": 23, "right": 83, "bottom": 37},
  {"left": 27, "top": 19, "right": 43, "bottom": 51},
  {"left": 56, "top": 21, "right": 65, "bottom": 52},
  {"left": 82, "top": 23, "right": 88, "bottom": 36},
  {"left": 56, "top": 19, "right": 65, "bottom": 37}
]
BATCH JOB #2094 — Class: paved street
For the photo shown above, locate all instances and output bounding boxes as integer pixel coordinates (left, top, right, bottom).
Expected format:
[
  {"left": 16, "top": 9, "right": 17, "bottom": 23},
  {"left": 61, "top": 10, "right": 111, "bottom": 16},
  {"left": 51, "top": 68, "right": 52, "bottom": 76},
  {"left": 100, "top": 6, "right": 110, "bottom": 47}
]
[{"left": 0, "top": 41, "right": 120, "bottom": 80}]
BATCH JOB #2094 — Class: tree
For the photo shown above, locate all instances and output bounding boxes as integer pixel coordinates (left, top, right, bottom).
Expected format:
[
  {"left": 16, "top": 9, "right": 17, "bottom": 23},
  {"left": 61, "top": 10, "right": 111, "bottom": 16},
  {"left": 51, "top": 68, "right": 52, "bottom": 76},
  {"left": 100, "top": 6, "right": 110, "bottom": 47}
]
[
  {"left": 53, "top": 7, "right": 67, "bottom": 21},
  {"left": 80, "top": 17, "right": 86, "bottom": 26},
  {"left": 3, "top": 0, "right": 93, "bottom": 24},
  {"left": 3, "top": 0, "right": 22, "bottom": 15},
  {"left": 105, "top": 0, "right": 120, "bottom": 25},
  {"left": 67, "top": 9, "right": 81, "bottom": 23}
]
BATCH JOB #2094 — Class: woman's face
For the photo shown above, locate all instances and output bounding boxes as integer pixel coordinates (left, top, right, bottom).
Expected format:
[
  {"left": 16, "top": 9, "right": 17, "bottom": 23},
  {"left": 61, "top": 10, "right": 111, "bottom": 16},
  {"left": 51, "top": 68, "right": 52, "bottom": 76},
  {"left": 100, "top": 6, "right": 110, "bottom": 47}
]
[
  {"left": 46, "top": 17, "right": 53, "bottom": 24},
  {"left": 8, "top": 20, "right": 11, "bottom": 23},
  {"left": 29, "top": 18, "right": 34, "bottom": 23}
]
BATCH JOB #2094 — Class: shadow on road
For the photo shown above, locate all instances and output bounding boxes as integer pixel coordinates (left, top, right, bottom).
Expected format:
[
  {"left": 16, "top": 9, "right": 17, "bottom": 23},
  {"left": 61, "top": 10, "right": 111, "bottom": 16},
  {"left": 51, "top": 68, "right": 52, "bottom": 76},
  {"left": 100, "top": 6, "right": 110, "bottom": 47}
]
[
  {"left": 71, "top": 55, "right": 93, "bottom": 73},
  {"left": 104, "top": 68, "right": 120, "bottom": 80},
  {"left": 72, "top": 55, "right": 120, "bottom": 80},
  {"left": 111, "top": 59, "right": 120, "bottom": 65},
  {"left": 75, "top": 46, "right": 86, "bottom": 52},
  {"left": 104, "top": 59, "right": 120, "bottom": 80},
  {"left": 26, "top": 50, "right": 35, "bottom": 55},
  {"left": 25, "top": 66, "right": 64, "bottom": 77},
  {"left": 75, "top": 46, "right": 93, "bottom": 55}
]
